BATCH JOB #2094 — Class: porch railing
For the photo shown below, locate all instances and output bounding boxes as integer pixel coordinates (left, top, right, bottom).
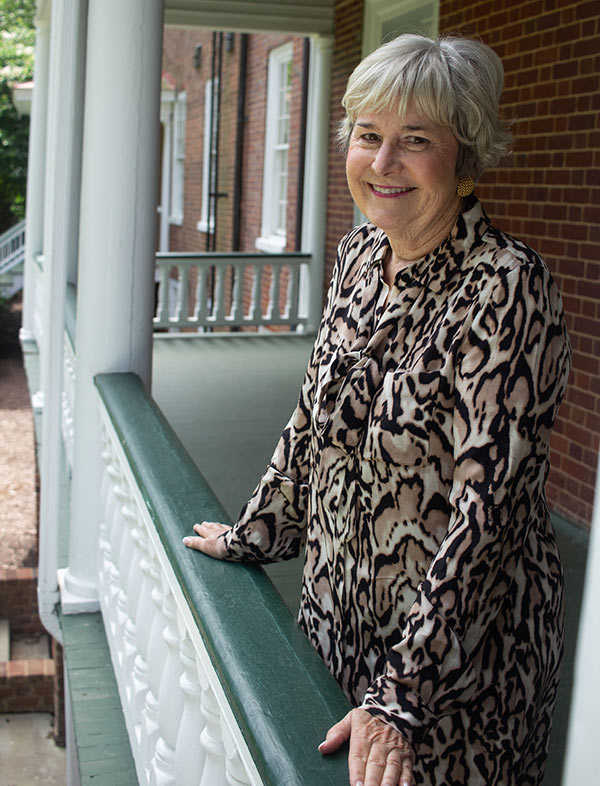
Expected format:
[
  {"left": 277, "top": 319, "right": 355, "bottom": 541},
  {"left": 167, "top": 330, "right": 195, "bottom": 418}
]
[
  {"left": 0, "top": 219, "right": 26, "bottom": 297},
  {"left": 154, "top": 252, "right": 310, "bottom": 330},
  {"left": 94, "top": 372, "right": 351, "bottom": 785}
]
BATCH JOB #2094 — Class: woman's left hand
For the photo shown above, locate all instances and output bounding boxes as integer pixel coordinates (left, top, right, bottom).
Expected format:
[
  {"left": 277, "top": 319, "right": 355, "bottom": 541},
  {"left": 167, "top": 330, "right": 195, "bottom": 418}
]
[
  {"left": 319, "top": 708, "right": 414, "bottom": 786},
  {"left": 182, "top": 520, "right": 231, "bottom": 559}
]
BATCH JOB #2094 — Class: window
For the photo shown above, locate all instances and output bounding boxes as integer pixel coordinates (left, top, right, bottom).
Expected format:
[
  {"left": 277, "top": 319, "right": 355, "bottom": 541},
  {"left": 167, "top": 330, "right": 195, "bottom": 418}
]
[
  {"left": 362, "top": 0, "right": 438, "bottom": 56},
  {"left": 170, "top": 91, "right": 186, "bottom": 224},
  {"left": 256, "top": 43, "right": 293, "bottom": 253}
]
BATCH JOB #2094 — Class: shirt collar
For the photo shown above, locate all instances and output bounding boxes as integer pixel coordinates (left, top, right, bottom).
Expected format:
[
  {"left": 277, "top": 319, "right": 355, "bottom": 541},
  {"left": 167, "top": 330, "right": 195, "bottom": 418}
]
[{"left": 363, "top": 195, "right": 491, "bottom": 294}]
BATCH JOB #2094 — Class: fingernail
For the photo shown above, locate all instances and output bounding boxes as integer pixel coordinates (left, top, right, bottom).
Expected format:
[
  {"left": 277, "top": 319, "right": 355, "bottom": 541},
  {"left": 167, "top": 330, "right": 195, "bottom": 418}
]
[{"left": 182, "top": 537, "right": 190, "bottom": 545}]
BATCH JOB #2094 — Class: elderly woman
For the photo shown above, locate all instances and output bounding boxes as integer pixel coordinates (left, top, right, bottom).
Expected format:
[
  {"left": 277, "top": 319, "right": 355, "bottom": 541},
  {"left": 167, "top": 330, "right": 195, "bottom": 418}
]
[{"left": 184, "top": 34, "right": 571, "bottom": 786}]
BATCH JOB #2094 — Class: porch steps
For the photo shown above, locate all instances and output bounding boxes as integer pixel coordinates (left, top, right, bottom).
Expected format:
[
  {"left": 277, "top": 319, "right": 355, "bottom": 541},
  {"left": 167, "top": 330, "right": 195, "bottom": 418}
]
[
  {"left": 60, "top": 611, "right": 138, "bottom": 785},
  {"left": 0, "top": 263, "right": 24, "bottom": 298},
  {"left": 0, "top": 618, "right": 50, "bottom": 661}
]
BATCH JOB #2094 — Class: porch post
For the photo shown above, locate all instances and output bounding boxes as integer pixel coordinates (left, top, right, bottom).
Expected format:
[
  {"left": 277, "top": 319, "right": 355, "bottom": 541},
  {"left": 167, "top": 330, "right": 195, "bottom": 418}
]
[
  {"left": 36, "top": 0, "right": 88, "bottom": 640},
  {"left": 60, "top": 0, "right": 164, "bottom": 611},
  {"left": 562, "top": 460, "right": 600, "bottom": 784},
  {"left": 20, "top": 13, "right": 50, "bottom": 343},
  {"left": 302, "top": 34, "right": 333, "bottom": 332}
]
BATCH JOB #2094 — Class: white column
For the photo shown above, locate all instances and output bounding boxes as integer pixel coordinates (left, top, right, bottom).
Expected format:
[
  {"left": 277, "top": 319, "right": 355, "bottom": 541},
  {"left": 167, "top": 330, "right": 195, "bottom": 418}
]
[
  {"left": 20, "top": 15, "right": 50, "bottom": 343},
  {"left": 60, "top": 0, "right": 164, "bottom": 612},
  {"left": 562, "top": 459, "right": 600, "bottom": 784},
  {"left": 36, "top": 0, "right": 88, "bottom": 640},
  {"left": 301, "top": 34, "right": 333, "bottom": 332}
]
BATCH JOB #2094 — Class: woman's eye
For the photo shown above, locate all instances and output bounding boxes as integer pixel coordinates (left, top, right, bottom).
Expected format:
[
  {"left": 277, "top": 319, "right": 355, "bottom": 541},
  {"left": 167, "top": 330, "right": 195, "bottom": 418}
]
[
  {"left": 360, "top": 133, "right": 380, "bottom": 143},
  {"left": 405, "top": 136, "right": 428, "bottom": 148}
]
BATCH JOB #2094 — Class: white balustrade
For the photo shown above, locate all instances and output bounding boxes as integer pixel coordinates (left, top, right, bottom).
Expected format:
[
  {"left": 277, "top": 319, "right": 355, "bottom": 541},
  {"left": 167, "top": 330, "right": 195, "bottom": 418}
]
[
  {"left": 153, "top": 253, "right": 309, "bottom": 330},
  {"left": 0, "top": 219, "right": 26, "bottom": 277},
  {"left": 97, "top": 398, "right": 265, "bottom": 786}
]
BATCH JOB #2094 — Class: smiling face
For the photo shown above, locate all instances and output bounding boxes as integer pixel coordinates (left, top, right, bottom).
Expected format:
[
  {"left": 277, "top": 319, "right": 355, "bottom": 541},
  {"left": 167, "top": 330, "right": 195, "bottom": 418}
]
[{"left": 346, "top": 107, "right": 463, "bottom": 261}]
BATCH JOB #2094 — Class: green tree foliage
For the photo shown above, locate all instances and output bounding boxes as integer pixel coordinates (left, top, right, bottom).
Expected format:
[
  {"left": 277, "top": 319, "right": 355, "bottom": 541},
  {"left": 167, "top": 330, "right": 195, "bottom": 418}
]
[{"left": 0, "top": 0, "right": 36, "bottom": 233}]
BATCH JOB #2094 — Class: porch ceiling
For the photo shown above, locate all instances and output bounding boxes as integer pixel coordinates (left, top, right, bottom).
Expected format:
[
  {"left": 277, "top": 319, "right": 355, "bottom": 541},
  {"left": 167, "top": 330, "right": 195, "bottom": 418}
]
[{"left": 164, "top": 0, "right": 334, "bottom": 35}]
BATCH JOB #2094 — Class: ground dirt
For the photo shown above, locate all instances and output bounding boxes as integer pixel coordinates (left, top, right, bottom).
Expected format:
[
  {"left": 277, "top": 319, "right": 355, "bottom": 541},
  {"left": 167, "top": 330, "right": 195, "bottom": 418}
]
[{"left": 0, "top": 296, "right": 38, "bottom": 569}]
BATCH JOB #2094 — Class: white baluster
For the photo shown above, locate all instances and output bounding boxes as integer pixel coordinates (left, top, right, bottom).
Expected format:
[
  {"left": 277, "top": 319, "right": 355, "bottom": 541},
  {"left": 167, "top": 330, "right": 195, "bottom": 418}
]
[
  {"left": 221, "top": 720, "right": 253, "bottom": 786},
  {"left": 175, "top": 629, "right": 206, "bottom": 786},
  {"left": 97, "top": 439, "right": 117, "bottom": 604},
  {"left": 198, "top": 665, "right": 228, "bottom": 786},
  {"left": 155, "top": 267, "right": 169, "bottom": 324},
  {"left": 100, "top": 459, "right": 124, "bottom": 628},
  {"left": 151, "top": 587, "right": 184, "bottom": 786},
  {"left": 132, "top": 524, "right": 154, "bottom": 735},
  {"left": 285, "top": 263, "right": 299, "bottom": 323},
  {"left": 270, "top": 263, "right": 282, "bottom": 321},
  {"left": 194, "top": 263, "right": 206, "bottom": 323},
  {"left": 180, "top": 266, "right": 190, "bottom": 324},
  {"left": 214, "top": 264, "right": 225, "bottom": 322},
  {"left": 98, "top": 443, "right": 119, "bottom": 568},
  {"left": 111, "top": 501, "right": 137, "bottom": 676},
  {"left": 140, "top": 556, "right": 168, "bottom": 770},
  {"left": 123, "top": 512, "right": 146, "bottom": 691},
  {"left": 106, "top": 479, "right": 130, "bottom": 641},
  {"left": 250, "top": 264, "right": 260, "bottom": 322}
]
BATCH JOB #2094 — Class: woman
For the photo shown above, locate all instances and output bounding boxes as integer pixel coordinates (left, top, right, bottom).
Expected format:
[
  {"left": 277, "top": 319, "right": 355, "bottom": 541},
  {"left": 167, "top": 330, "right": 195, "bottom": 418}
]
[{"left": 184, "top": 34, "right": 571, "bottom": 786}]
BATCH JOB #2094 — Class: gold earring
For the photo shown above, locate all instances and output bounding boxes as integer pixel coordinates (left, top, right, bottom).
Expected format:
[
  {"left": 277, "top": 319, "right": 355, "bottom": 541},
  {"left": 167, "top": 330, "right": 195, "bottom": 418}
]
[{"left": 457, "top": 176, "right": 475, "bottom": 197}]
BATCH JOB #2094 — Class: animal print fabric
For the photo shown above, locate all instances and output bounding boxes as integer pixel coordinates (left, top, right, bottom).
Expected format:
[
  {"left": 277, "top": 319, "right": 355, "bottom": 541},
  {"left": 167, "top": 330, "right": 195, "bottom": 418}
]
[{"left": 223, "top": 196, "right": 571, "bottom": 785}]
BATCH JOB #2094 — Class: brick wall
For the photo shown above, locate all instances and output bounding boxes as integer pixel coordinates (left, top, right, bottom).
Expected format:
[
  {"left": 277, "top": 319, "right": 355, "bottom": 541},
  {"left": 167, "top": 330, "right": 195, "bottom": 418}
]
[
  {"left": 0, "top": 657, "right": 55, "bottom": 713},
  {"left": 438, "top": 0, "right": 599, "bottom": 528},
  {"left": 0, "top": 567, "right": 46, "bottom": 638},
  {"left": 324, "top": 0, "right": 365, "bottom": 285},
  {"left": 0, "top": 567, "right": 56, "bottom": 716}
]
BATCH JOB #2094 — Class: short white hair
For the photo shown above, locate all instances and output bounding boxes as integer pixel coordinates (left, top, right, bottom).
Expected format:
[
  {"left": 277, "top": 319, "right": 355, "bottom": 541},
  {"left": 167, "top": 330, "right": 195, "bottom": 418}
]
[{"left": 339, "top": 34, "right": 512, "bottom": 178}]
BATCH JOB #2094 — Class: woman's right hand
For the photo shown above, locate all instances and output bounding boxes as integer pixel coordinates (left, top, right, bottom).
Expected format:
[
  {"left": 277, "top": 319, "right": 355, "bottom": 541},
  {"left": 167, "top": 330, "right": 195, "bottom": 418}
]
[{"left": 183, "top": 520, "right": 231, "bottom": 559}]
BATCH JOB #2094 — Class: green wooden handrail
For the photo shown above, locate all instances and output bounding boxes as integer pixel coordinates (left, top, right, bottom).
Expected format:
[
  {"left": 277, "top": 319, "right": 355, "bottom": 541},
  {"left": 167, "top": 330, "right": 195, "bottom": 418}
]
[{"left": 94, "top": 371, "right": 351, "bottom": 786}]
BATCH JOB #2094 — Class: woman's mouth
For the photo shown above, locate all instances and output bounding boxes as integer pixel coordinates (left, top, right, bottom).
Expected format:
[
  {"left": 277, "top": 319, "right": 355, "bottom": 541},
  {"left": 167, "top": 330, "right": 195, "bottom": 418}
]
[{"left": 369, "top": 184, "right": 415, "bottom": 196}]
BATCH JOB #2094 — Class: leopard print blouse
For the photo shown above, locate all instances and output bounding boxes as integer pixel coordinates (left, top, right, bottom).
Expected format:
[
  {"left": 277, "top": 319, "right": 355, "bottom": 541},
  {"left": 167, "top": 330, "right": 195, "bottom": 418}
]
[{"left": 223, "top": 196, "right": 571, "bottom": 785}]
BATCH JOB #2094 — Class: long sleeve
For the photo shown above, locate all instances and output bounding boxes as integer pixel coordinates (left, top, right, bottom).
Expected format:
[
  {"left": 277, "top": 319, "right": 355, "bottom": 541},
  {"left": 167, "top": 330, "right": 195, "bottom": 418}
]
[
  {"left": 223, "top": 236, "right": 351, "bottom": 563},
  {"left": 360, "top": 256, "right": 571, "bottom": 745}
]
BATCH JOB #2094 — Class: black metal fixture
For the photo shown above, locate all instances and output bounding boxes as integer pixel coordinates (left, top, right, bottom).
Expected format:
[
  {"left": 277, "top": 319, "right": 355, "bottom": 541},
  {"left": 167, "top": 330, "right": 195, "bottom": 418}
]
[
  {"left": 225, "top": 32, "right": 235, "bottom": 53},
  {"left": 193, "top": 44, "right": 202, "bottom": 69}
]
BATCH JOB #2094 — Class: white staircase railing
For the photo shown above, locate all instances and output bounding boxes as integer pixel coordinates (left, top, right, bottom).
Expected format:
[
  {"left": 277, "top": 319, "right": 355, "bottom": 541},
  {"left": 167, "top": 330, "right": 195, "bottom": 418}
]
[
  {"left": 0, "top": 219, "right": 26, "bottom": 297},
  {"left": 154, "top": 252, "right": 310, "bottom": 330}
]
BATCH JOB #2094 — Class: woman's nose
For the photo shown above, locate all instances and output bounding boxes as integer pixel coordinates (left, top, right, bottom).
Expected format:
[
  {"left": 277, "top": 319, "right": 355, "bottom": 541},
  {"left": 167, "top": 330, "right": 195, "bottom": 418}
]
[{"left": 372, "top": 143, "right": 403, "bottom": 175}]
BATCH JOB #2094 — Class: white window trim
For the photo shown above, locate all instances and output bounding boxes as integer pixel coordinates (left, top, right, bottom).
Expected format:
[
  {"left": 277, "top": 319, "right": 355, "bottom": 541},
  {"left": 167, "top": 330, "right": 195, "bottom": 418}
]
[
  {"left": 197, "top": 80, "right": 215, "bottom": 234},
  {"left": 255, "top": 42, "right": 293, "bottom": 254},
  {"left": 362, "top": 0, "right": 439, "bottom": 57},
  {"left": 169, "top": 91, "right": 187, "bottom": 225},
  {"left": 158, "top": 90, "right": 175, "bottom": 251}
]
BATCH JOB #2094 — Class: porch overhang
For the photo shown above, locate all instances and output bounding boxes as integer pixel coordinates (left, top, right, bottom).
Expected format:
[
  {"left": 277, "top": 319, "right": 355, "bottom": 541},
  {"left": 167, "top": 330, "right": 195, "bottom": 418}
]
[{"left": 164, "top": 0, "right": 334, "bottom": 35}]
